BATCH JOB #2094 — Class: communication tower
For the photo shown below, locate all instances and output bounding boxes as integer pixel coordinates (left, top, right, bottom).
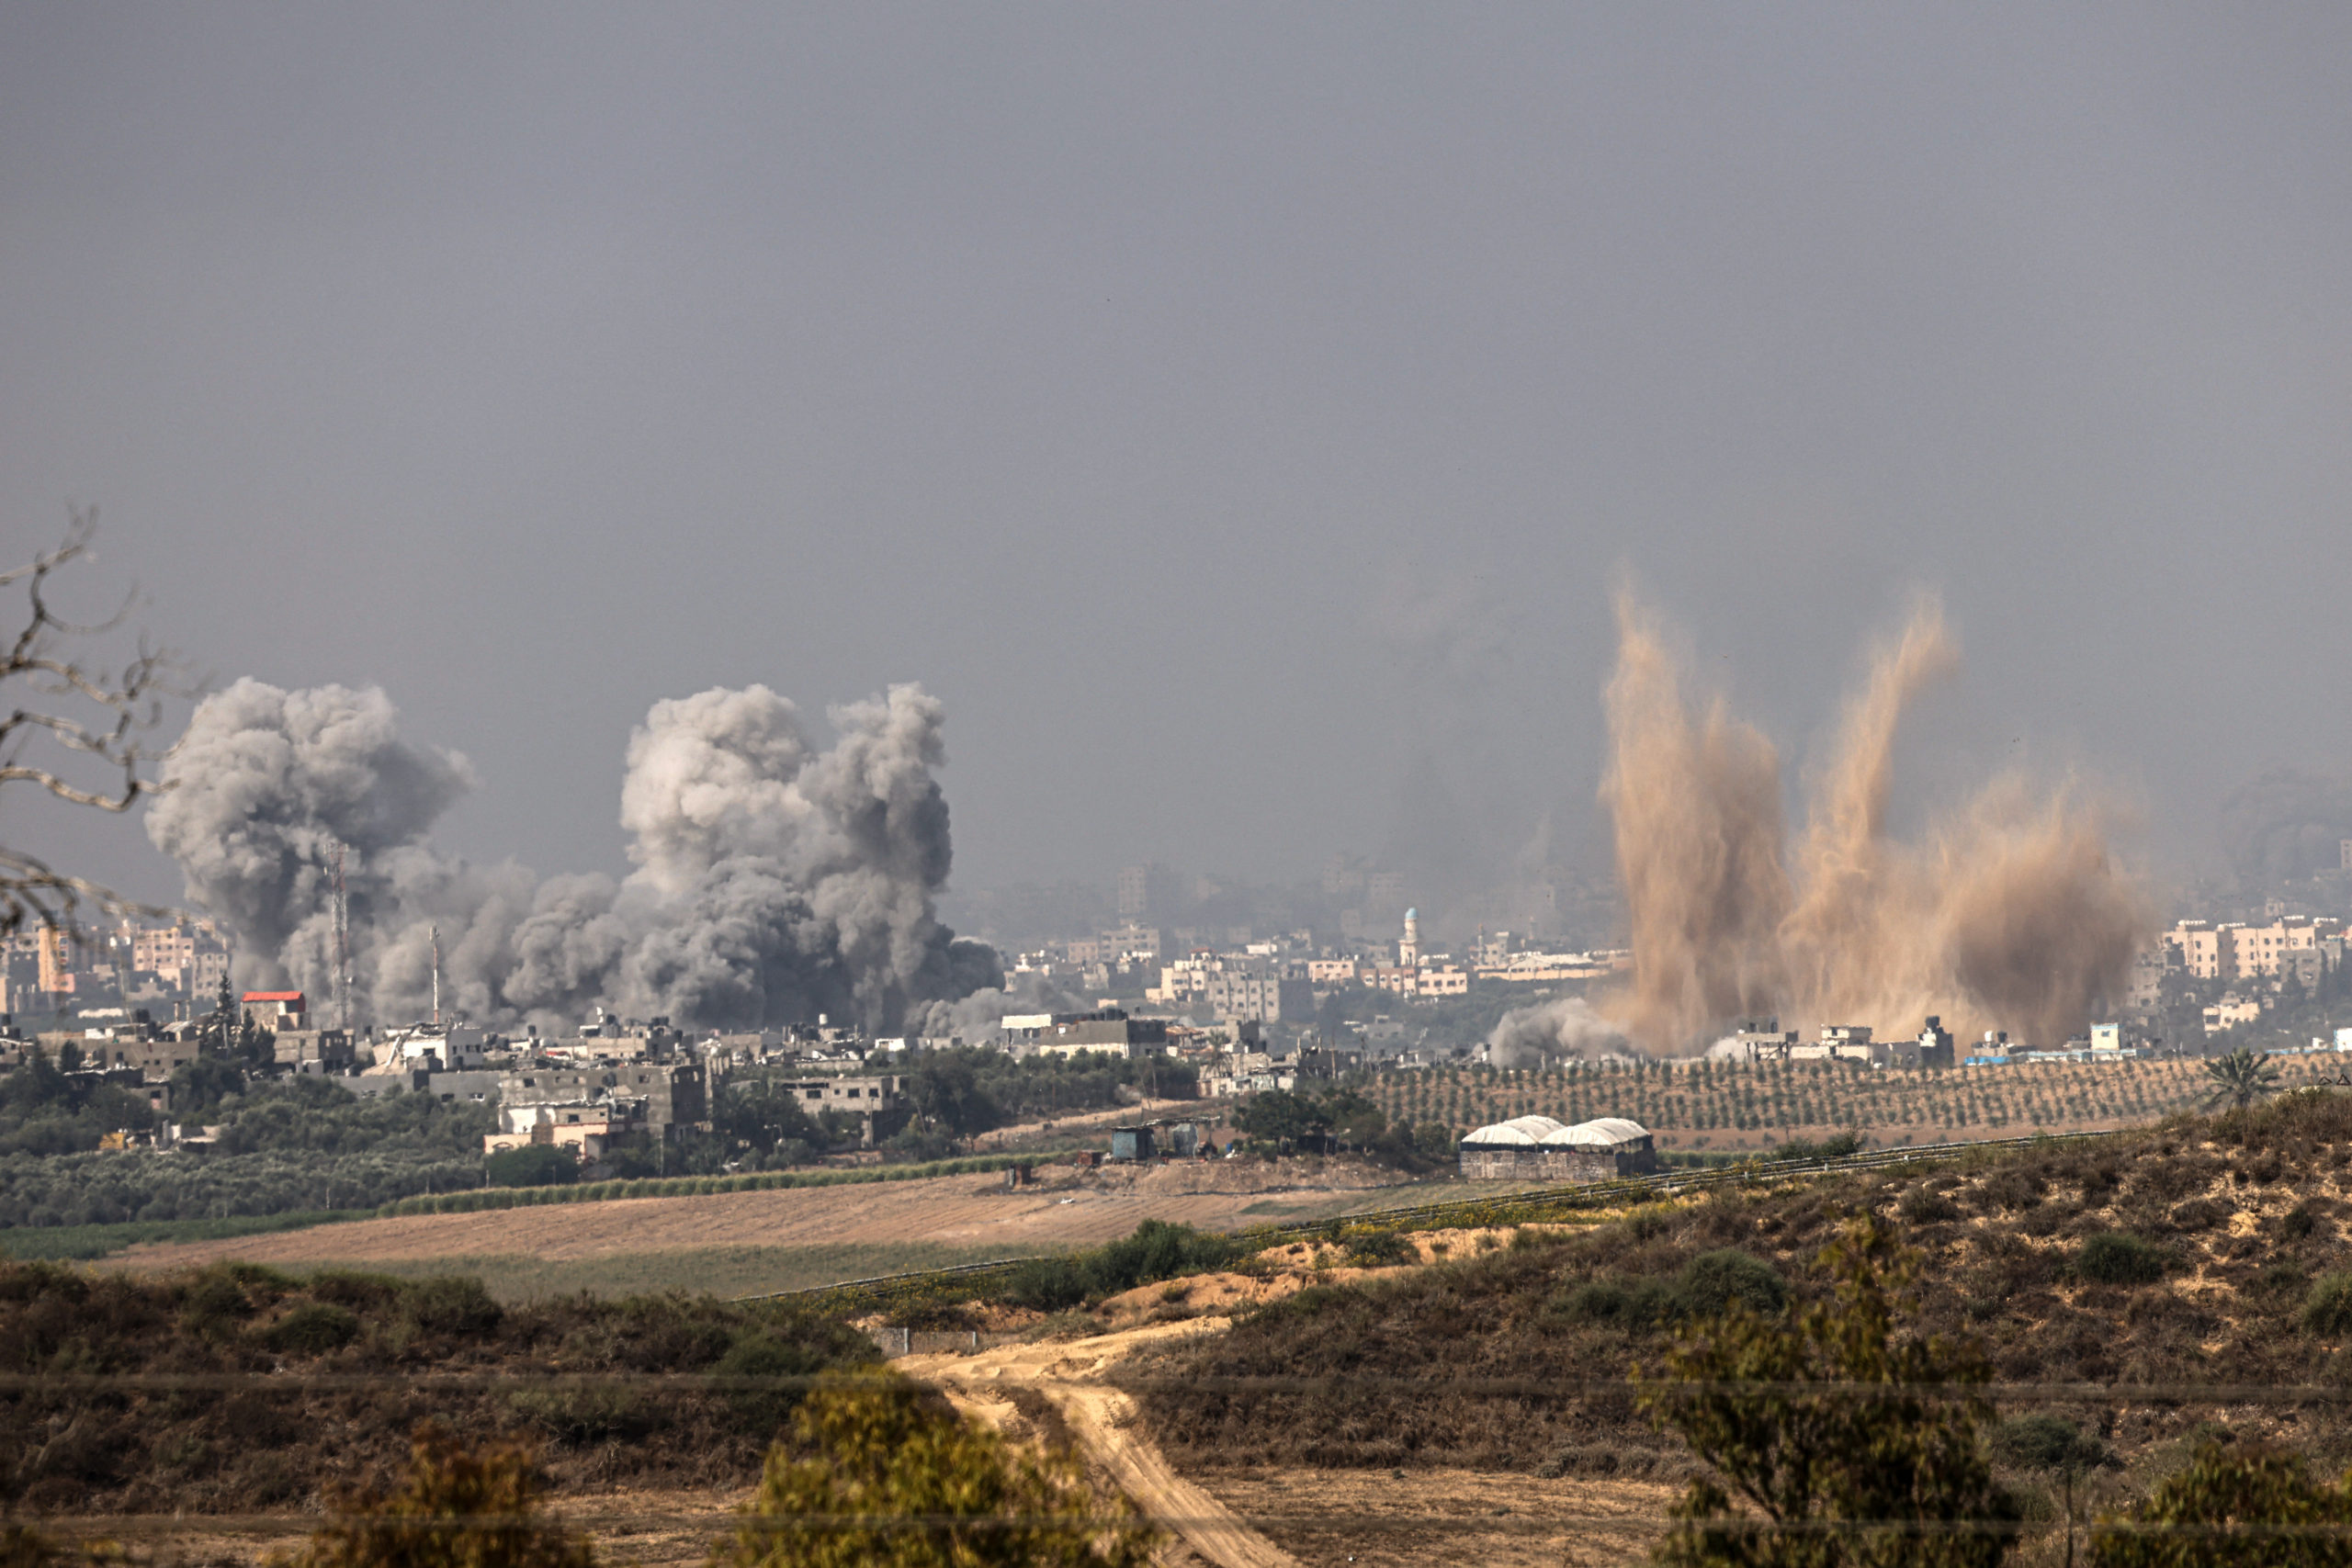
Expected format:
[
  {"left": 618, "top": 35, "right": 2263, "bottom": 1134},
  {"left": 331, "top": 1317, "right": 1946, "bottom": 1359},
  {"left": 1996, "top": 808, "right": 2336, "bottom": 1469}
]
[{"left": 332, "top": 843, "right": 351, "bottom": 1032}]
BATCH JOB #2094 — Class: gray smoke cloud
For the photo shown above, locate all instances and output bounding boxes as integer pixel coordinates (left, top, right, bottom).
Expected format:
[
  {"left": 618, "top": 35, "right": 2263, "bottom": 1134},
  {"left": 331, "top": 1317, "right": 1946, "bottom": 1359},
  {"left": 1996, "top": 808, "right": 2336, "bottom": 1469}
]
[
  {"left": 142, "top": 679, "right": 478, "bottom": 993},
  {"left": 2219, "top": 768, "right": 2352, "bottom": 890},
  {"left": 905, "top": 969, "right": 1086, "bottom": 1045},
  {"left": 146, "top": 677, "right": 1000, "bottom": 1032},
  {"left": 1487, "top": 996, "right": 1632, "bottom": 1067}
]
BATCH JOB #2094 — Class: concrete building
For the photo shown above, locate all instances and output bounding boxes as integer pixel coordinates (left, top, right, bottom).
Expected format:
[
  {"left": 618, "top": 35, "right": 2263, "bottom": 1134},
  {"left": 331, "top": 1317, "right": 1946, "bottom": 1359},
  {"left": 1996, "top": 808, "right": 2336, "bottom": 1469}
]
[
  {"left": 1732, "top": 1021, "right": 1800, "bottom": 1059},
  {"left": 768, "top": 1073, "right": 910, "bottom": 1145},
  {"left": 498, "top": 1062, "right": 710, "bottom": 1140},
  {"left": 1415, "top": 964, "right": 1470, "bottom": 998},
  {"left": 1116, "top": 864, "right": 1177, "bottom": 919},
  {"left": 1470, "top": 951, "right": 1624, "bottom": 984},
  {"left": 1028, "top": 1010, "right": 1170, "bottom": 1060},
  {"left": 379, "top": 1022, "right": 491, "bottom": 1069},
  {"left": 1906, "top": 1017, "right": 1956, "bottom": 1069},
  {"left": 2169, "top": 918, "right": 2344, "bottom": 985},
  {"left": 272, "top": 1028, "right": 356, "bottom": 1072},
  {"left": 1201, "top": 970, "right": 1314, "bottom": 1024},
  {"left": 2205, "top": 993, "right": 2263, "bottom": 1033}
]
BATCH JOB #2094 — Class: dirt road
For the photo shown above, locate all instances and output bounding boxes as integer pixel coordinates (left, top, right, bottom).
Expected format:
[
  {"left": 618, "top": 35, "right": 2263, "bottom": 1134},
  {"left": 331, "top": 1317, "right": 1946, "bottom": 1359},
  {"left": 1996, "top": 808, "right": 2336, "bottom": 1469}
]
[
  {"left": 903, "top": 1318, "right": 1677, "bottom": 1567},
  {"left": 904, "top": 1318, "right": 1298, "bottom": 1568}
]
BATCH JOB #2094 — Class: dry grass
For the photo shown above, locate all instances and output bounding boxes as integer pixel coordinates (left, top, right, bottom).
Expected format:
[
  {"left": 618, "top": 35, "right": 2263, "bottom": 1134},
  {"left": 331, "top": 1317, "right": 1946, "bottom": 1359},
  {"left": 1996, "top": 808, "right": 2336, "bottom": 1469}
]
[
  {"left": 0, "top": 1258, "right": 878, "bottom": 1519},
  {"left": 1193, "top": 1466, "right": 1679, "bottom": 1568},
  {"left": 1133, "top": 1090, "right": 2352, "bottom": 1487},
  {"left": 109, "top": 1158, "right": 1430, "bottom": 1299}
]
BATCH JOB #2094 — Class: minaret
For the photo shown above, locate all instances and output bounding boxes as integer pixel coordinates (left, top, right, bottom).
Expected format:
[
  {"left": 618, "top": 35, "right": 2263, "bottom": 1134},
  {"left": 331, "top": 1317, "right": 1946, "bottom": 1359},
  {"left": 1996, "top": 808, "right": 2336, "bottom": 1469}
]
[
  {"left": 1399, "top": 908, "right": 1420, "bottom": 969},
  {"left": 429, "top": 924, "right": 441, "bottom": 1028}
]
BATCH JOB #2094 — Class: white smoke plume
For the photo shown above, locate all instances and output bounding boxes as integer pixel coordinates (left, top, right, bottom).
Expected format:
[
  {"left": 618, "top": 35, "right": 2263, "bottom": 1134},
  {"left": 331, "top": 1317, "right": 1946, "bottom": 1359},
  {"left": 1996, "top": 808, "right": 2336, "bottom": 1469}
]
[
  {"left": 146, "top": 678, "right": 1001, "bottom": 1033},
  {"left": 1487, "top": 997, "right": 1631, "bottom": 1066}
]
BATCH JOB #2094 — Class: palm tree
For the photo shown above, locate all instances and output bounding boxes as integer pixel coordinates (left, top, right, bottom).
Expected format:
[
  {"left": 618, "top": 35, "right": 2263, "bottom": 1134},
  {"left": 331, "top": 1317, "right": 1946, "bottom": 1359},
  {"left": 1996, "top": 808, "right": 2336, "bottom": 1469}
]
[{"left": 2204, "top": 1045, "right": 2282, "bottom": 1111}]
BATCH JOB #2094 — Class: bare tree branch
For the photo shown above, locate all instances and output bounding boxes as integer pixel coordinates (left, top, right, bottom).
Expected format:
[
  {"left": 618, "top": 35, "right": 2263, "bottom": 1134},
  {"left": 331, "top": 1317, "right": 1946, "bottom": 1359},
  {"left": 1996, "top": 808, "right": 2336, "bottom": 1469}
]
[{"left": 0, "top": 506, "right": 197, "bottom": 940}]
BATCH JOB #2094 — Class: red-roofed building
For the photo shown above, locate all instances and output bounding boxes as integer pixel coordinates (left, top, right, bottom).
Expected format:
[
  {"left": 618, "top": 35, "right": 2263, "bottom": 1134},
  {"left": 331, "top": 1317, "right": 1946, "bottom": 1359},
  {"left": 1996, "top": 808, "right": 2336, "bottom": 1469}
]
[{"left": 242, "top": 991, "right": 306, "bottom": 1026}]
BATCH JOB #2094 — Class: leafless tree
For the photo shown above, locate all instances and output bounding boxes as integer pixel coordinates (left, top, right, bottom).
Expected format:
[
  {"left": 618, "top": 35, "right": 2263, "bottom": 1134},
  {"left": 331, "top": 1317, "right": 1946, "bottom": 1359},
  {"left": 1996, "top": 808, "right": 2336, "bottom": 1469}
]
[{"left": 1, "top": 507, "right": 191, "bottom": 940}]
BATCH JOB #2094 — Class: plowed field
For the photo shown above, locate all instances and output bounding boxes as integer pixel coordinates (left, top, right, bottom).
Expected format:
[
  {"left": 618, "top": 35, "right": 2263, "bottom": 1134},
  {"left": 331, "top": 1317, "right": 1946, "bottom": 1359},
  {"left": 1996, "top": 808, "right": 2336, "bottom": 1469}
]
[{"left": 112, "top": 1158, "right": 1432, "bottom": 1298}]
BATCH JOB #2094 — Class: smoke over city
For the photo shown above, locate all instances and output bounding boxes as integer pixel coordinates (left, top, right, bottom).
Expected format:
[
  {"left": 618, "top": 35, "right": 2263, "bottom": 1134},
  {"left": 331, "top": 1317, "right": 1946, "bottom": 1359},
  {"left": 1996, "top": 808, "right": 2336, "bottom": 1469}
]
[
  {"left": 1600, "top": 592, "right": 2153, "bottom": 1054},
  {"left": 144, "top": 679, "right": 1000, "bottom": 1033},
  {"left": 1486, "top": 996, "right": 1629, "bottom": 1066}
]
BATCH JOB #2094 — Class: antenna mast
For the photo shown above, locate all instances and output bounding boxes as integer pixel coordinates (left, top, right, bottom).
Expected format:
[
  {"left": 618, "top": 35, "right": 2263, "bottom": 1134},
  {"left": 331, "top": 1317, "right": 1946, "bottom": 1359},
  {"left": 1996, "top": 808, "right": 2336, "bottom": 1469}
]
[
  {"left": 332, "top": 843, "right": 350, "bottom": 1033},
  {"left": 429, "top": 924, "right": 441, "bottom": 1028}
]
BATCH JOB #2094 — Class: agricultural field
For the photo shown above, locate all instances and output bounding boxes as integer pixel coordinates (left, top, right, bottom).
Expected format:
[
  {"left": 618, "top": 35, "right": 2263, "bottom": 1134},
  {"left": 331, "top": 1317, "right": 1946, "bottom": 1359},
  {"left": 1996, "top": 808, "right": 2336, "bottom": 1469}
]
[
  {"left": 1367, "top": 1053, "right": 2349, "bottom": 1152},
  {"left": 108, "top": 1156, "right": 1427, "bottom": 1300}
]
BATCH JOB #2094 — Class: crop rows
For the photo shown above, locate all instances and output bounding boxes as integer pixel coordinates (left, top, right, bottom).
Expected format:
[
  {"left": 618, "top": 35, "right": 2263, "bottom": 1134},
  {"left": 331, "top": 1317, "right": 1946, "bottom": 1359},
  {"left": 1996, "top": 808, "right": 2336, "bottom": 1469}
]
[{"left": 1366, "top": 1054, "right": 2349, "bottom": 1147}]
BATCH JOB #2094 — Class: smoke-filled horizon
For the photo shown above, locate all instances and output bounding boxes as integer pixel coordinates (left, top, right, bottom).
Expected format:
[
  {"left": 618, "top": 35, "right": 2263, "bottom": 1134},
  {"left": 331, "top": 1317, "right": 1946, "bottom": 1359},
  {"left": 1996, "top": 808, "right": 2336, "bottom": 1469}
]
[
  {"left": 144, "top": 678, "right": 1004, "bottom": 1035},
  {"left": 1568, "top": 591, "right": 2152, "bottom": 1056}
]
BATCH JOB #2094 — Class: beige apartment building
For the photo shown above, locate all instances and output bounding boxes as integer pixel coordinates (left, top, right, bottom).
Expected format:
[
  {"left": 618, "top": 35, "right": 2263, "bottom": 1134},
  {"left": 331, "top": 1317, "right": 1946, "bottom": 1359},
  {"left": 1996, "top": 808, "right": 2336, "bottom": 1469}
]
[{"left": 2169, "top": 918, "right": 2344, "bottom": 984}]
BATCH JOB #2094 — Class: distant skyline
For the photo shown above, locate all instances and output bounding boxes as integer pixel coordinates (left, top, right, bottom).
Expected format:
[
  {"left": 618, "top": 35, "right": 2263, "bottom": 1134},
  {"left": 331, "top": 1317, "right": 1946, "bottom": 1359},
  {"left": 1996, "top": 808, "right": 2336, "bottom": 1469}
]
[{"left": 7, "top": 6, "right": 2352, "bottom": 917}]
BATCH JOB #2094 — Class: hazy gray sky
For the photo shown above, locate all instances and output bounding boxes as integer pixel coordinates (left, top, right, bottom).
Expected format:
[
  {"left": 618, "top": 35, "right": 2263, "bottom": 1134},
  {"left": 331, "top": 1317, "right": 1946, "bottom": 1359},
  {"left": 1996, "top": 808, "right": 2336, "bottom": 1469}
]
[{"left": 7, "top": 6, "right": 2350, "bottom": 909}]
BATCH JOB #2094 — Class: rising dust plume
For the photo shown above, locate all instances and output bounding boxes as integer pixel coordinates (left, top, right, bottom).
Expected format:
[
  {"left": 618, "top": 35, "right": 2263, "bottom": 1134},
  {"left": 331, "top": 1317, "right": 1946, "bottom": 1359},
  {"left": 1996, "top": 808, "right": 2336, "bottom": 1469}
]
[{"left": 1597, "top": 591, "right": 2150, "bottom": 1054}]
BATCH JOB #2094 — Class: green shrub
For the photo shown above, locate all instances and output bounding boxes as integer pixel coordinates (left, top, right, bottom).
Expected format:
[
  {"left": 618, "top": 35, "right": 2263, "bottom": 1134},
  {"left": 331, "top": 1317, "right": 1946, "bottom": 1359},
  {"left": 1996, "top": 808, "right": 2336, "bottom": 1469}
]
[
  {"left": 1553, "top": 1250, "right": 1784, "bottom": 1329},
  {"left": 1771, "top": 1132, "right": 1863, "bottom": 1163},
  {"left": 401, "top": 1275, "right": 503, "bottom": 1337},
  {"left": 1001, "top": 1221, "right": 1254, "bottom": 1311},
  {"left": 2254, "top": 1261, "right": 2307, "bottom": 1299},
  {"left": 1554, "top": 1278, "right": 1678, "bottom": 1328},
  {"left": 1897, "top": 1185, "right": 1962, "bottom": 1224},
  {"left": 181, "top": 1271, "right": 255, "bottom": 1324},
  {"left": 508, "top": 1381, "right": 658, "bottom": 1446},
  {"left": 2282, "top": 1201, "right": 2322, "bottom": 1240},
  {"left": 1675, "top": 1249, "right": 1788, "bottom": 1317},
  {"left": 1085, "top": 1220, "right": 1246, "bottom": 1297},
  {"left": 1992, "top": 1414, "right": 2108, "bottom": 1473},
  {"left": 305, "top": 1269, "right": 404, "bottom": 1311},
  {"left": 712, "top": 1329, "right": 830, "bottom": 1437},
  {"left": 2086, "top": 1439, "right": 2352, "bottom": 1567},
  {"left": 1004, "top": 1257, "right": 1090, "bottom": 1313},
  {"left": 1343, "top": 1229, "right": 1417, "bottom": 1268},
  {"left": 264, "top": 1301, "right": 359, "bottom": 1355},
  {"left": 484, "top": 1144, "right": 579, "bottom": 1188},
  {"left": 2077, "top": 1231, "right": 2168, "bottom": 1286},
  {"left": 2303, "top": 1271, "right": 2352, "bottom": 1336}
]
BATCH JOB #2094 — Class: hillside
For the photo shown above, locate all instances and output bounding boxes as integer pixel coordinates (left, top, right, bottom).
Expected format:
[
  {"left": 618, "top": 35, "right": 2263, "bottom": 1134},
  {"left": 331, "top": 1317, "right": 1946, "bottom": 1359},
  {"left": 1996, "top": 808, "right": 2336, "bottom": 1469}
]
[
  {"left": 0, "top": 1259, "right": 876, "bottom": 1521},
  {"left": 1368, "top": 1054, "right": 2352, "bottom": 1152},
  {"left": 1126, "top": 1091, "right": 2352, "bottom": 1506}
]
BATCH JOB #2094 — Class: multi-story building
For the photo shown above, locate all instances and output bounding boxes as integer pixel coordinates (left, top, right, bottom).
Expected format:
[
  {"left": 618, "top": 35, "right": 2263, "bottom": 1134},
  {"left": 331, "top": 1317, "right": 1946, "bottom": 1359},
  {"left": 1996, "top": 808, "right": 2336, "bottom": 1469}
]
[
  {"left": 497, "top": 1061, "right": 711, "bottom": 1141},
  {"left": 2168, "top": 919, "right": 2344, "bottom": 985},
  {"left": 2205, "top": 993, "right": 2264, "bottom": 1033},
  {"left": 130, "top": 919, "right": 229, "bottom": 992},
  {"left": 1202, "top": 970, "right": 1314, "bottom": 1023},
  {"left": 1026, "top": 1010, "right": 1170, "bottom": 1060}
]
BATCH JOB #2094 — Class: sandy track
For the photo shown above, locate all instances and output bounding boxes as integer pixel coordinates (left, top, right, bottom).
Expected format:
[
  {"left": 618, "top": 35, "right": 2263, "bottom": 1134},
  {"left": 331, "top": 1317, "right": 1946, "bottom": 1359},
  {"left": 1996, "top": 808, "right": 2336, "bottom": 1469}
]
[
  {"left": 903, "top": 1320, "right": 1676, "bottom": 1567},
  {"left": 115, "top": 1167, "right": 1419, "bottom": 1275},
  {"left": 905, "top": 1319, "right": 1297, "bottom": 1568}
]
